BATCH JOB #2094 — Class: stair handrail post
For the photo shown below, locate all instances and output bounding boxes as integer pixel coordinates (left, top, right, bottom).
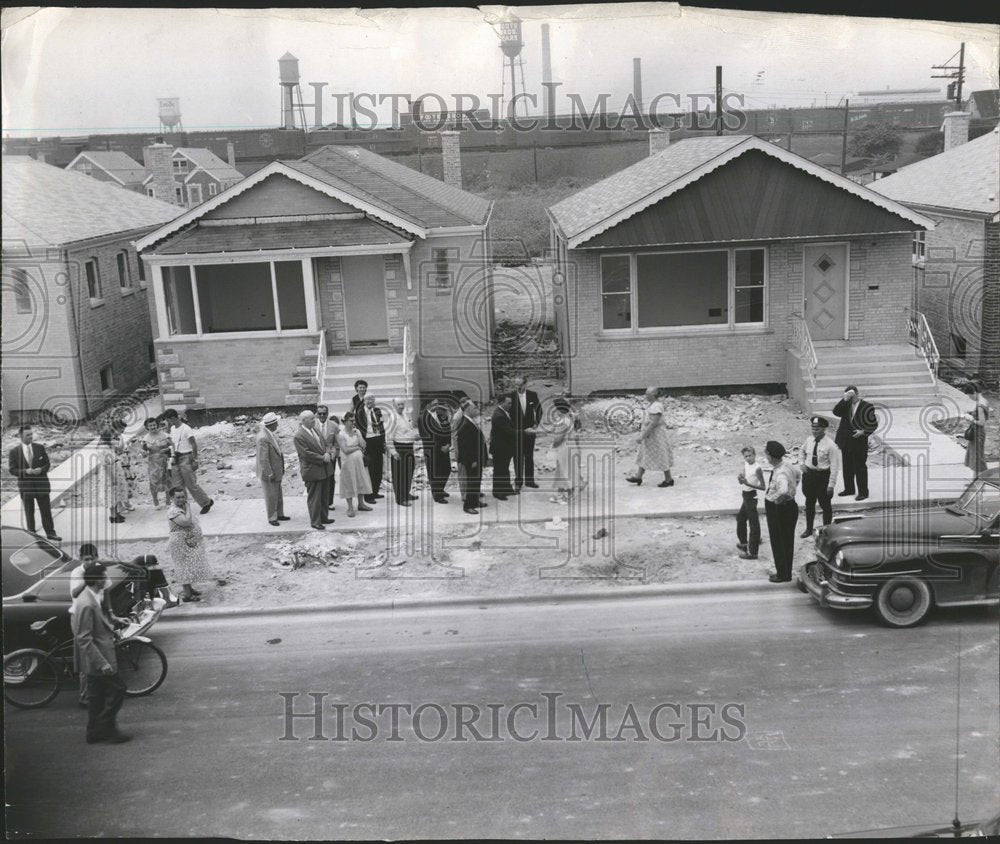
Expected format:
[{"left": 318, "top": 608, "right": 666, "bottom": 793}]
[
  {"left": 789, "top": 312, "right": 819, "bottom": 398},
  {"left": 904, "top": 307, "right": 939, "bottom": 385},
  {"left": 315, "top": 328, "right": 327, "bottom": 390},
  {"left": 402, "top": 321, "right": 417, "bottom": 404}
]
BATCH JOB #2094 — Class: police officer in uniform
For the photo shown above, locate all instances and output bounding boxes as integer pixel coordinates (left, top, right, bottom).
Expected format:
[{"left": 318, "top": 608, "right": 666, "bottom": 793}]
[{"left": 799, "top": 416, "right": 841, "bottom": 538}]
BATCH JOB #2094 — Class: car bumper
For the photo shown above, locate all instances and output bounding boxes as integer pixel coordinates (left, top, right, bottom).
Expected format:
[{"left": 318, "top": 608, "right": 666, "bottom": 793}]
[{"left": 799, "top": 561, "right": 873, "bottom": 610}]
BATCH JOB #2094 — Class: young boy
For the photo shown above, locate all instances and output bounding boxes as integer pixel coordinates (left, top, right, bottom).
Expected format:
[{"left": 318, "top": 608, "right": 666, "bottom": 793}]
[{"left": 736, "top": 446, "right": 765, "bottom": 560}]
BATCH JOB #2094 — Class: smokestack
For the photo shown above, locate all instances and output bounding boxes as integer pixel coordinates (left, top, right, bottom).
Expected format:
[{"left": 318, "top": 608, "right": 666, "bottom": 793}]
[
  {"left": 440, "top": 131, "right": 463, "bottom": 189},
  {"left": 143, "top": 141, "right": 178, "bottom": 205},
  {"left": 633, "top": 58, "right": 643, "bottom": 110},
  {"left": 941, "top": 111, "right": 970, "bottom": 151},
  {"left": 541, "top": 23, "right": 553, "bottom": 98},
  {"left": 648, "top": 128, "right": 670, "bottom": 156},
  {"left": 226, "top": 142, "right": 236, "bottom": 169}
]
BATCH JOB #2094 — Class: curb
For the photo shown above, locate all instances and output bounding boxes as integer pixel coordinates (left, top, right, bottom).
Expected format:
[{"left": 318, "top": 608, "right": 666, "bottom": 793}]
[{"left": 156, "top": 578, "right": 785, "bottom": 623}]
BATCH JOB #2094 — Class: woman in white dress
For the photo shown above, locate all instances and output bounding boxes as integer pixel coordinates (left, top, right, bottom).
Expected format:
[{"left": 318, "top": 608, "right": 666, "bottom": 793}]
[
  {"left": 548, "top": 398, "right": 586, "bottom": 502},
  {"left": 336, "top": 412, "right": 373, "bottom": 517},
  {"left": 99, "top": 429, "right": 131, "bottom": 523},
  {"left": 626, "top": 387, "right": 675, "bottom": 488}
]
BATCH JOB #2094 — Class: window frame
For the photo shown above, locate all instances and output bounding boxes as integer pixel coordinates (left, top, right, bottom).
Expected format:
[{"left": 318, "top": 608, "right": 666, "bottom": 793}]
[
  {"left": 116, "top": 251, "right": 133, "bottom": 292},
  {"left": 187, "top": 183, "right": 203, "bottom": 206},
  {"left": 85, "top": 257, "right": 103, "bottom": 303},
  {"left": 99, "top": 363, "right": 115, "bottom": 393},
  {"left": 208, "top": 183, "right": 218, "bottom": 197},
  {"left": 598, "top": 245, "right": 769, "bottom": 334},
  {"left": 912, "top": 231, "right": 926, "bottom": 266}
]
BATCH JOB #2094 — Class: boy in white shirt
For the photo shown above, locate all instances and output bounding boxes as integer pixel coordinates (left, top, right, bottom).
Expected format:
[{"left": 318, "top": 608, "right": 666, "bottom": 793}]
[{"left": 736, "top": 446, "right": 765, "bottom": 559}]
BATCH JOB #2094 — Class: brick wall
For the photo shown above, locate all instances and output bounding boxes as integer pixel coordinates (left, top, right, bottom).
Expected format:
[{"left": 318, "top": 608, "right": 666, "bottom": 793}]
[
  {"left": 916, "top": 212, "right": 989, "bottom": 374},
  {"left": 563, "top": 233, "right": 913, "bottom": 394},
  {"left": 155, "top": 334, "right": 319, "bottom": 410}
]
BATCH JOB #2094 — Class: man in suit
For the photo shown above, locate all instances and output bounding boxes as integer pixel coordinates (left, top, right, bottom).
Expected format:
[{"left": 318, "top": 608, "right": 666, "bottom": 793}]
[
  {"left": 419, "top": 397, "right": 453, "bottom": 504},
  {"left": 72, "top": 562, "right": 130, "bottom": 744},
  {"left": 315, "top": 405, "right": 340, "bottom": 510},
  {"left": 489, "top": 395, "right": 518, "bottom": 500},
  {"left": 508, "top": 375, "right": 542, "bottom": 490},
  {"left": 832, "top": 385, "right": 878, "bottom": 501},
  {"left": 8, "top": 424, "right": 60, "bottom": 540},
  {"left": 292, "top": 410, "right": 335, "bottom": 530},
  {"left": 456, "top": 400, "right": 488, "bottom": 515},
  {"left": 256, "top": 412, "right": 289, "bottom": 527},
  {"left": 356, "top": 394, "right": 386, "bottom": 504},
  {"left": 387, "top": 397, "right": 421, "bottom": 506}
]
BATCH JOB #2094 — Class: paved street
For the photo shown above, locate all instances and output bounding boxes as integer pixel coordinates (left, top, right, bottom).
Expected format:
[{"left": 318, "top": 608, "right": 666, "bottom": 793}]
[{"left": 5, "top": 590, "right": 999, "bottom": 839}]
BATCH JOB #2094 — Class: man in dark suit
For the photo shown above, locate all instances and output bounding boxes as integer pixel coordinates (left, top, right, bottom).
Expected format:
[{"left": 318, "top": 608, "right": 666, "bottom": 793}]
[
  {"left": 8, "top": 424, "right": 60, "bottom": 540},
  {"left": 292, "top": 410, "right": 335, "bottom": 530},
  {"left": 356, "top": 394, "right": 385, "bottom": 504},
  {"left": 456, "top": 400, "right": 488, "bottom": 514},
  {"left": 418, "top": 397, "right": 452, "bottom": 504},
  {"left": 489, "top": 395, "right": 517, "bottom": 500},
  {"left": 832, "top": 385, "right": 878, "bottom": 501},
  {"left": 315, "top": 405, "right": 340, "bottom": 510},
  {"left": 508, "top": 375, "right": 542, "bottom": 490},
  {"left": 72, "top": 562, "right": 130, "bottom": 744}
]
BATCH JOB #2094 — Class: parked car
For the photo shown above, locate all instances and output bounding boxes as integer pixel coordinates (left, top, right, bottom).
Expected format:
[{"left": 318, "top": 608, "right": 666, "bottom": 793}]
[
  {"left": 798, "top": 470, "right": 1000, "bottom": 627},
  {"left": 2, "top": 526, "right": 162, "bottom": 651}
]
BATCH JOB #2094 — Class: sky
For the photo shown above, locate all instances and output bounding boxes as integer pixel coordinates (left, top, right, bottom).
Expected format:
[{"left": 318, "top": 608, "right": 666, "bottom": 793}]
[{"left": 1, "top": 4, "right": 997, "bottom": 136}]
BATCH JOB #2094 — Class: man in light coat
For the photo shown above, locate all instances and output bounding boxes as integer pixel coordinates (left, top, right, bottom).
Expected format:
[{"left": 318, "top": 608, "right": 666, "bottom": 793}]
[
  {"left": 72, "top": 562, "right": 130, "bottom": 744},
  {"left": 256, "top": 412, "right": 289, "bottom": 527},
  {"left": 293, "top": 410, "right": 335, "bottom": 530}
]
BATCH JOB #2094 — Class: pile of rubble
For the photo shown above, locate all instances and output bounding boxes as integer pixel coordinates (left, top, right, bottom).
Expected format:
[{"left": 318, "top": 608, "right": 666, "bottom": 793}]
[{"left": 264, "top": 534, "right": 404, "bottom": 572}]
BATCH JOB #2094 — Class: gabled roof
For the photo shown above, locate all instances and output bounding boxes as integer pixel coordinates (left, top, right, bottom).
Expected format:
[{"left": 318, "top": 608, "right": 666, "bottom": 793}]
[
  {"left": 2, "top": 156, "right": 182, "bottom": 250},
  {"left": 173, "top": 148, "right": 243, "bottom": 182},
  {"left": 968, "top": 89, "right": 999, "bottom": 119},
  {"left": 548, "top": 135, "right": 934, "bottom": 248},
  {"left": 867, "top": 130, "right": 999, "bottom": 217},
  {"left": 136, "top": 147, "right": 491, "bottom": 253},
  {"left": 155, "top": 219, "right": 410, "bottom": 255},
  {"left": 67, "top": 150, "right": 146, "bottom": 185}
]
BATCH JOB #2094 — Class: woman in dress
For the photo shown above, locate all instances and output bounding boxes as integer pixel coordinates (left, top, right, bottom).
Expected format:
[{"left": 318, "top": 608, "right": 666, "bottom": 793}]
[
  {"left": 166, "top": 487, "right": 212, "bottom": 602},
  {"left": 626, "top": 386, "right": 675, "bottom": 488},
  {"left": 548, "top": 398, "right": 587, "bottom": 502},
  {"left": 961, "top": 379, "right": 989, "bottom": 476},
  {"left": 99, "top": 429, "right": 131, "bottom": 523},
  {"left": 336, "top": 412, "right": 373, "bottom": 518},
  {"left": 140, "top": 416, "right": 172, "bottom": 508}
]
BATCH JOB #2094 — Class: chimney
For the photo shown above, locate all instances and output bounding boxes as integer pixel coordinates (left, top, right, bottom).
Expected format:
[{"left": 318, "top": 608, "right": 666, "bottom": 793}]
[
  {"left": 633, "top": 58, "right": 643, "bottom": 110},
  {"left": 941, "top": 111, "right": 970, "bottom": 151},
  {"left": 441, "top": 130, "right": 463, "bottom": 189},
  {"left": 143, "top": 140, "right": 178, "bottom": 205},
  {"left": 35, "top": 151, "right": 47, "bottom": 164},
  {"left": 649, "top": 128, "right": 670, "bottom": 156},
  {"left": 541, "top": 23, "right": 553, "bottom": 112},
  {"left": 226, "top": 141, "right": 236, "bottom": 169}
]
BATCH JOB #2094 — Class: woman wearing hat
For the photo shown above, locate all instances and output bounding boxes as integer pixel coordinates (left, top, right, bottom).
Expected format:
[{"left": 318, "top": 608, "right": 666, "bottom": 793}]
[
  {"left": 961, "top": 379, "right": 989, "bottom": 476},
  {"left": 763, "top": 440, "right": 801, "bottom": 583}
]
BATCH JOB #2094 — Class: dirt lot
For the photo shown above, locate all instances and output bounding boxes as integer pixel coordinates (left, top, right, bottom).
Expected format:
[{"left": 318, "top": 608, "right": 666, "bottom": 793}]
[{"left": 113, "top": 513, "right": 821, "bottom": 611}]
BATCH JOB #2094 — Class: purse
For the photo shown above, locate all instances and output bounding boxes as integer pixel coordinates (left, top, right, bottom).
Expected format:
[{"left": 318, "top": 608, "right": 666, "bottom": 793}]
[{"left": 962, "top": 423, "right": 975, "bottom": 441}]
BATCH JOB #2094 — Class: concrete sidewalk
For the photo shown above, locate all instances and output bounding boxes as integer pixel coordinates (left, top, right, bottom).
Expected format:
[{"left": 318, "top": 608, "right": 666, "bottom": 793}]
[{"left": 19, "top": 405, "right": 979, "bottom": 549}]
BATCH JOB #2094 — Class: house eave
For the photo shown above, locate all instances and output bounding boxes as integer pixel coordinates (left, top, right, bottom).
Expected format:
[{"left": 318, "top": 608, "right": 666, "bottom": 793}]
[{"left": 570, "top": 230, "right": 928, "bottom": 251}]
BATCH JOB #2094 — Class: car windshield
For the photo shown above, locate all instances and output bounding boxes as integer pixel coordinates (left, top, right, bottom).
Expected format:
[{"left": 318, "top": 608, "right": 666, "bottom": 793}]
[
  {"left": 954, "top": 480, "right": 1000, "bottom": 522},
  {"left": 2, "top": 537, "right": 68, "bottom": 597}
]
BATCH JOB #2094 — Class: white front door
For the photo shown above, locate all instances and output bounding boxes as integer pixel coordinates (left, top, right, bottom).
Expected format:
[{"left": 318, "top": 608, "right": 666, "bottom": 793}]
[{"left": 803, "top": 243, "right": 848, "bottom": 341}]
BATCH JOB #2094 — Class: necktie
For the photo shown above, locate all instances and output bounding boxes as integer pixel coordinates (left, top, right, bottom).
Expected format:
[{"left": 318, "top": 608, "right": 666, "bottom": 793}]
[{"left": 812, "top": 439, "right": 818, "bottom": 467}]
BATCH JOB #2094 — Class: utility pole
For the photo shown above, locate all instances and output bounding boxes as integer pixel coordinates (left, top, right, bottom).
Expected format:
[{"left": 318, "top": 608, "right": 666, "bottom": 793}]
[
  {"left": 715, "top": 66, "right": 723, "bottom": 135},
  {"left": 840, "top": 98, "right": 849, "bottom": 173},
  {"left": 932, "top": 42, "right": 966, "bottom": 109}
]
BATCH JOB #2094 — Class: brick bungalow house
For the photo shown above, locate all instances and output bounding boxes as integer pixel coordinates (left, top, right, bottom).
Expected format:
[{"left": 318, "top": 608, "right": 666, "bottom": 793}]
[
  {"left": 134, "top": 143, "right": 494, "bottom": 414},
  {"left": 546, "top": 133, "right": 938, "bottom": 412},
  {"left": 2, "top": 156, "right": 182, "bottom": 422},
  {"left": 65, "top": 150, "right": 147, "bottom": 192},
  {"left": 869, "top": 119, "right": 999, "bottom": 384},
  {"left": 142, "top": 146, "right": 244, "bottom": 208}
]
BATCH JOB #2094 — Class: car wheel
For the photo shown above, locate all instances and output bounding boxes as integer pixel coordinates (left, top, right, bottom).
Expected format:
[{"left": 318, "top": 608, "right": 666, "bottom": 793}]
[{"left": 874, "top": 577, "right": 933, "bottom": 628}]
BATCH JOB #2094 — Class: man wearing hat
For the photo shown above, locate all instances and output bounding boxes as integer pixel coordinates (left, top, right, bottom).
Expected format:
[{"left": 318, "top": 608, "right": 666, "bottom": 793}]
[
  {"left": 799, "top": 416, "right": 841, "bottom": 538},
  {"left": 256, "top": 412, "right": 289, "bottom": 527},
  {"left": 832, "top": 385, "right": 878, "bottom": 501},
  {"left": 763, "top": 440, "right": 800, "bottom": 583}
]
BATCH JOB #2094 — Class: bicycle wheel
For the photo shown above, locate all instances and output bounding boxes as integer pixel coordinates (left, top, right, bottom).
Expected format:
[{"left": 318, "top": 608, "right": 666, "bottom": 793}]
[
  {"left": 116, "top": 640, "right": 167, "bottom": 697},
  {"left": 4, "top": 649, "right": 61, "bottom": 709}
]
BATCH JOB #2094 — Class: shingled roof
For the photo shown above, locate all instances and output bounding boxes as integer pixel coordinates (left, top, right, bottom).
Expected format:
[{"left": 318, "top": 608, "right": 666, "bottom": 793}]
[
  {"left": 867, "top": 129, "right": 999, "bottom": 218},
  {"left": 548, "top": 135, "right": 932, "bottom": 248},
  {"left": 2, "top": 156, "right": 182, "bottom": 250},
  {"left": 175, "top": 147, "right": 243, "bottom": 182},
  {"left": 67, "top": 150, "right": 147, "bottom": 185}
]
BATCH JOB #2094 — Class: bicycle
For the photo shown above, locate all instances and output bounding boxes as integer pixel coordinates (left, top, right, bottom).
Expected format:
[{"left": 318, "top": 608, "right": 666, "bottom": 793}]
[{"left": 3, "top": 615, "right": 168, "bottom": 709}]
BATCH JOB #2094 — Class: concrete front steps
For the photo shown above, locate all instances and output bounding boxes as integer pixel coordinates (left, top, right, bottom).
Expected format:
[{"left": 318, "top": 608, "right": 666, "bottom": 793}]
[
  {"left": 804, "top": 343, "right": 938, "bottom": 414},
  {"left": 320, "top": 351, "right": 406, "bottom": 412}
]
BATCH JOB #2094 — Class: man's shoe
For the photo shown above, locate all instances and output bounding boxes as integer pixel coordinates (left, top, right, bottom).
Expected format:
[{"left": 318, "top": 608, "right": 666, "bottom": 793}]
[
  {"left": 525, "top": 481, "right": 539, "bottom": 488},
  {"left": 312, "top": 524, "right": 326, "bottom": 530},
  {"left": 398, "top": 501, "right": 412, "bottom": 507},
  {"left": 269, "top": 520, "right": 280, "bottom": 526},
  {"left": 106, "top": 732, "right": 132, "bottom": 744},
  {"left": 373, "top": 494, "right": 385, "bottom": 500},
  {"left": 433, "top": 496, "right": 448, "bottom": 503},
  {"left": 322, "top": 518, "right": 335, "bottom": 524},
  {"left": 277, "top": 516, "right": 291, "bottom": 521},
  {"left": 47, "top": 533, "right": 62, "bottom": 542},
  {"left": 768, "top": 574, "right": 782, "bottom": 583},
  {"left": 837, "top": 490, "right": 855, "bottom": 497},
  {"left": 200, "top": 499, "right": 214, "bottom": 514},
  {"left": 736, "top": 542, "right": 748, "bottom": 551},
  {"left": 800, "top": 529, "right": 813, "bottom": 539},
  {"left": 463, "top": 507, "right": 479, "bottom": 515},
  {"left": 738, "top": 551, "right": 758, "bottom": 560},
  {"left": 855, "top": 494, "right": 869, "bottom": 501},
  {"left": 493, "top": 494, "right": 508, "bottom": 500},
  {"left": 109, "top": 515, "right": 125, "bottom": 524}
]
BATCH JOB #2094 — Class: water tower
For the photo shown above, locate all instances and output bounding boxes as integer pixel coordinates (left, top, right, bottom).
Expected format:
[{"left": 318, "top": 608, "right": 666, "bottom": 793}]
[
  {"left": 278, "top": 52, "right": 306, "bottom": 130},
  {"left": 492, "top": 10, "right": 527, "bottom": 119},
  {"left": 157, "top": 98, "right": 183, "bottom": 133}
]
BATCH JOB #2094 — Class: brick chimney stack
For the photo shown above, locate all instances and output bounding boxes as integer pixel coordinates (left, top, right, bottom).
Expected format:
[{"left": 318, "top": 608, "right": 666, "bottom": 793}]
[
  {"left": 649, "top": 127, "right": 671, "bottom": 155},
  {"left": 143, "top": 140, "right": 177, "bottom": 204},
  {"left": 226, "top": 141, "right": 236, "bottom": 169},
  {"left": 440, "top": 130, "right": 463, "bottom": 189},
  {"left": 941, "top": 111, "right": 970, "bottom": 152}
]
